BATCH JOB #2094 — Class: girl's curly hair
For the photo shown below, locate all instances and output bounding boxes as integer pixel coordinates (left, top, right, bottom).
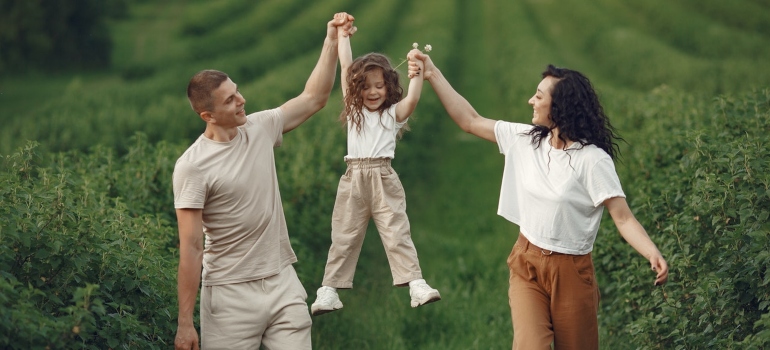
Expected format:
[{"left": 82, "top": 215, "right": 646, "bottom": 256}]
[
  {"left": 527, "top": 64, "right": 623, "bottom": 160},
  {"left": 341, "top": 53, "right": 408, "bottom": 137}
]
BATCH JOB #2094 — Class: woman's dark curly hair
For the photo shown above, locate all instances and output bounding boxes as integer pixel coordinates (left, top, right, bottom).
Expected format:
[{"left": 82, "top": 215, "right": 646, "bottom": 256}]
[
  {"left": 527, "top": 64, "right": 623, "bottom": 159},
  {"left": 341, "top": 53, "right": 408, "bottom": 137}
]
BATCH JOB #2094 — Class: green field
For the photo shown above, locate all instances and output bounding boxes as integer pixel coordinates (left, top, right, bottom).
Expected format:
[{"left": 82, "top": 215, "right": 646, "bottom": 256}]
[{"left": 1, "top": 0, "right": 769, "bottom": 348}]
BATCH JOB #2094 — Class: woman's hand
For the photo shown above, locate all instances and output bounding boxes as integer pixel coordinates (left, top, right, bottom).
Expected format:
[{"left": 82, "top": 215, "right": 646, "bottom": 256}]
[
  {"left": 411, "top": 51, "right": 436, "bottom": 80},
  {"left": 650, "top": 255, "right": 669, "bottom": 286}
]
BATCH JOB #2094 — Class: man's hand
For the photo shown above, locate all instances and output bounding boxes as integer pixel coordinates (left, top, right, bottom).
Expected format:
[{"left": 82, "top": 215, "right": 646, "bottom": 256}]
[
  {"left": 328, "top": 12, "right": 356, "bottom": 41},
  {"left": 175, "top": 323, "right": 199, "bottom": 350},
  {"left": 411, "top": 52, "right": 436, "bottom": 80}
]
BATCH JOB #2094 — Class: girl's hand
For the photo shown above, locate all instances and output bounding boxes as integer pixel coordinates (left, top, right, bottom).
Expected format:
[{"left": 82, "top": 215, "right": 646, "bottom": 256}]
[
  {"left": 407, "top": 49, "right": 424, "bottom": 79},
  {"left": 331, "top": 12, "right": 356, "bottom": 39}
]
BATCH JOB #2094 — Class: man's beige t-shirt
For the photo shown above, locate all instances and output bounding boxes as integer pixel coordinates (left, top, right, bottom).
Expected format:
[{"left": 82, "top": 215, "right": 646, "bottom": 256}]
[{"left": 173, "top": 108, "right": 297, "bottom": 286}]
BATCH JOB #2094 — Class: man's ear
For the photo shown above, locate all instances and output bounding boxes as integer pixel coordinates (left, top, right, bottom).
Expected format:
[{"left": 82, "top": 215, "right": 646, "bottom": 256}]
[{"left": 200, "top": 111, "right": 215, "bottom": 123}]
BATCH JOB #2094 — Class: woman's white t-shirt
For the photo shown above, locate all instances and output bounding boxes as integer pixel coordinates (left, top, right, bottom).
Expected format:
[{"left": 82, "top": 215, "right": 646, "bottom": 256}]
[{"left": 494, "top": 121, "right": 625, "bottom": 255}]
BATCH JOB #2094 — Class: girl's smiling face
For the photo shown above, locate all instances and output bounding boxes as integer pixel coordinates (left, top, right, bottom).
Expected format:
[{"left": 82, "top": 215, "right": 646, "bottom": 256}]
[{"left": 361, "top": 68, "right": 387, "bottom": 111}]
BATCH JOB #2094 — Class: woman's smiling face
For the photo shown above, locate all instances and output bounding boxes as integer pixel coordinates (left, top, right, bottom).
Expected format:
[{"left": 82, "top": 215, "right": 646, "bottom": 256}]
[{"left": 528, "top": 76, "right": 559, "bottom": 127}]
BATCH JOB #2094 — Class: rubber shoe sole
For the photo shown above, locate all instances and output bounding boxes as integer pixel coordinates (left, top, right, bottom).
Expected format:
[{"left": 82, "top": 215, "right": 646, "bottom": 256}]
[
  {"left": 311, "top": 303, "right": 342, "bottom": 316},
  {"left": 410, "top": 290, "right": 441, "bottom": 308}
]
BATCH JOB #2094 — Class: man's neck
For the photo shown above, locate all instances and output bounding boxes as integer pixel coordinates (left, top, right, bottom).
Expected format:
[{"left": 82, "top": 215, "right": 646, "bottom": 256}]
[{"left": 204, "top": 125, "right": 238, "bottom": 142}]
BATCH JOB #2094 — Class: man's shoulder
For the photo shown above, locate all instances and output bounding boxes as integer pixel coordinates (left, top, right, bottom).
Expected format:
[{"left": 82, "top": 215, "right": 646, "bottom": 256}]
[
  {"left": 175, "top": 136, "right": 207, "bottom": 169},
  {"left": 242, "top": 107, "right": 284, "bottom": 136},
  {"left": 246, "top": 107, "right": 283, "bottom": 124}
]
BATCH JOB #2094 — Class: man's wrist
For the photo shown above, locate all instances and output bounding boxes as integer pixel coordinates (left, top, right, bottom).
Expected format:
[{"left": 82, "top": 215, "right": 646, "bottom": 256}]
[
  {"left": 324, "top": 36, "right": 338, "bottom": 49},
  {"left": 177, "top": 314, "right": 195, "bottom": 327}
]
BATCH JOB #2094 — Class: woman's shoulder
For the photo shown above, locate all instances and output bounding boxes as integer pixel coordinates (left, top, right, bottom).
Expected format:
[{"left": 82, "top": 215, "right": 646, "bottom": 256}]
[
  {"left": 574, "top": 143, "right": 614, "bottom": 167},
  {"left": 495, "top": 121, "right": 535, "bottom": 136}
]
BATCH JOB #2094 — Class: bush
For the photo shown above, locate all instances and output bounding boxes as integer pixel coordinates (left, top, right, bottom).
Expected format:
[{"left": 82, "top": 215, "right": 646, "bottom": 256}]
[
  {"left": 0, "top": 138, "right": 180, "bottom": 349},
  {"left": 596, "top": 89, "right": 770, "bottom": 349},
  {"left": 0, "top": 125, "right": 348, "bottom": 346}
]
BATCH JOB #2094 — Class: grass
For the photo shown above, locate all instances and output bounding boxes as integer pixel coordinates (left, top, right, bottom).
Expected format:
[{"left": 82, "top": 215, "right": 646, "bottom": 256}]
[{"left": 2, "top": 0, "right": 769, "bottom": 348}]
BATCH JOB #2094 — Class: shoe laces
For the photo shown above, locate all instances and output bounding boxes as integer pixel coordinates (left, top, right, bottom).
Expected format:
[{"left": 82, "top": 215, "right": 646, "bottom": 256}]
[
  {"left": 317, "top": 287, "right": 338, "bottom": 303},
  {"left": 411, "top": 283, "right": 434, "bottom": 293}
]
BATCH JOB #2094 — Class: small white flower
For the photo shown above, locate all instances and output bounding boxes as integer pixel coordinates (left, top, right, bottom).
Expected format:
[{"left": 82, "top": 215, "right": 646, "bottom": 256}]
[{"left": 395, "top": 42, "right": 435, "bottom": 71}]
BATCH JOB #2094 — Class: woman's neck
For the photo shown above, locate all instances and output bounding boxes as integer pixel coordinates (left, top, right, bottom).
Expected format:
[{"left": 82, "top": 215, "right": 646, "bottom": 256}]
[{"left": 549, "top": 128, "right": 574, "bottom": 150}]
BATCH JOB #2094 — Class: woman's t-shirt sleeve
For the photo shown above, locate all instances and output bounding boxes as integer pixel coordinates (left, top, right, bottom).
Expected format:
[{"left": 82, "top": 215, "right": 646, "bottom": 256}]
[
  {"left": 495, "top": 121, "right": 533, "bottom": 155},
  {"left": 585, "top": 156, "right": 625, "bottom": 207}
]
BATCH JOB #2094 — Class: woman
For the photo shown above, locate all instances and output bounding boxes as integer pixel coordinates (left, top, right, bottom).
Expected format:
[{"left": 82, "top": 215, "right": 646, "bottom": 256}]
[{"left": 410, "top": 53, "right": 668, "bottom": 349}]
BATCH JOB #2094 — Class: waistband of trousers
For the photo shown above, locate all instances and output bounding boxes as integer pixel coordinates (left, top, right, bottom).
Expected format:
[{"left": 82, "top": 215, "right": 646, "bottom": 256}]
[
  {"left": 345, "top": 157, "right": 391, "bottom": 169},
  {"left": 517, "top": 234, "right": 568, "bottom": 256}
]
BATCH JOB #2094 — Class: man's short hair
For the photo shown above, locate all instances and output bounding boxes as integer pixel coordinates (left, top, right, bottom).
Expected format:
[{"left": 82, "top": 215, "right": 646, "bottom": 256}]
[{"left": 187, "top": 70, "right": 230, "bottom": 114}]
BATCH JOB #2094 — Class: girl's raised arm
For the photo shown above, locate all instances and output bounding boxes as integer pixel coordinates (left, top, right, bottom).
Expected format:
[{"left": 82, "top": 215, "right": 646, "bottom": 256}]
[
  {"left": 396, "top": 49, "right": 424, "bottom": 122},
  {"left": 336, "top": 13, "right": 354, "bottom": 98}
]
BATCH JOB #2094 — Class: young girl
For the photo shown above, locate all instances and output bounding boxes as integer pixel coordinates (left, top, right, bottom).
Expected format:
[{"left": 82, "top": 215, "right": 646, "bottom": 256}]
[{"left": 311, "top": 15, "right": 440, "bottom": 316}]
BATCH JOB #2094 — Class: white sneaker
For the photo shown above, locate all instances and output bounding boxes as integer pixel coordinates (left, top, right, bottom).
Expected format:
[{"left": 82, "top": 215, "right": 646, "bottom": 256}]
[
  {"left": 311, "top": 286, "right": 343, "bottom": 316},
  {"left": 409, "top": 281, "right": 441, "bottom": 308}
]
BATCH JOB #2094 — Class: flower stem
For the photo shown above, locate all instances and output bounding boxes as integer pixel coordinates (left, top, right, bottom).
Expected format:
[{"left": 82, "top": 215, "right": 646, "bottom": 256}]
[{"left": 394, "top": 58, "right": 407, "bottom": 70}]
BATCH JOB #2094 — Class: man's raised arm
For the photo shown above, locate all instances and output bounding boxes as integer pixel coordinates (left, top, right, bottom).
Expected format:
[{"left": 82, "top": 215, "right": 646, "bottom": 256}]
[{"left": 281, "top": 13, "right": 356, "bottom": 133}]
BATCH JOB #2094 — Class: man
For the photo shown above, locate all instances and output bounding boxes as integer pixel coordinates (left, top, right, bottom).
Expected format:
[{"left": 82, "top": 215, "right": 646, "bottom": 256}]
[{"left": 172, "top": 13, "right": 356, "bottom": 350}]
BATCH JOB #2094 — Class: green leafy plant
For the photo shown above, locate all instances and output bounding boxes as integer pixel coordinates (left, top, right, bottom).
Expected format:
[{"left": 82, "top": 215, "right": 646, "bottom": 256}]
[
  {"left": 596, "top": 89, "right": 770, "bottom": 349},
  {"left": 0, "top": 138, "right": 179, "bottom": 349}
]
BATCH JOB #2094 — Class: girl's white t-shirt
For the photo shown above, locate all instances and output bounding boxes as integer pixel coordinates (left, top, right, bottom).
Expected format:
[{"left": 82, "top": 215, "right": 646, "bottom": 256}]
[
  {"left": 345, "top": 103, "right": 406, "bottom": 159},
  {"left": 494, "top": 121, "right": 625, "bottom": 255}
]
